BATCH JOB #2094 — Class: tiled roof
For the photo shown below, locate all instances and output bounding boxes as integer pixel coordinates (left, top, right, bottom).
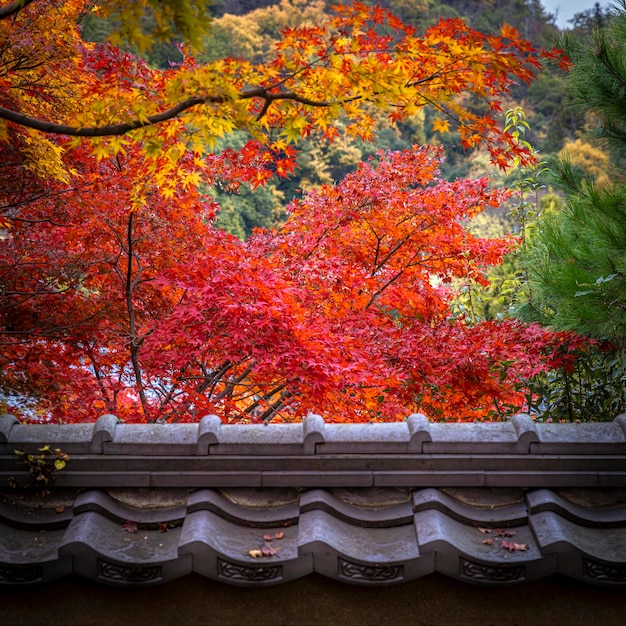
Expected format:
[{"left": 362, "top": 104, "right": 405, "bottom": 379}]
[{"left": 1, "top": 413, "right": 626, "bottom": 588}]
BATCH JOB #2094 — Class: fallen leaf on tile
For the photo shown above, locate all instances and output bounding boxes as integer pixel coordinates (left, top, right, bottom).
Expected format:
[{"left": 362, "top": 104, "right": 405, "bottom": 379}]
[
  {"left": 122, "top": 520, "right": 138, "bottom": 534},
  {"left": 502, "top": 540, "right": 528, "bottom": 552}
]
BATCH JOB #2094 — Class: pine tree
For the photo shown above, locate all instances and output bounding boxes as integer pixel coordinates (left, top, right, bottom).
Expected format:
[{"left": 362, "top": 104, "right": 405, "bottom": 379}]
[
  {"left": 521, "top": 1, "right": 626, "bottom": 350},
  {"left": 516, "top": 3, "right": 626, "bottom": 421}
]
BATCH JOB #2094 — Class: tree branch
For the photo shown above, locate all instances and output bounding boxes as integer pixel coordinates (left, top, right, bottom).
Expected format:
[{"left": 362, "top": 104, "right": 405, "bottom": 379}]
[
  {"left": 0, "top": 87, "right": 357, "bottom": 137},
  {"left": 0, "top": 0, "right": 35, "bottom": 20},
  {"left": 125, "top": 211, "right": 148, "bottom": 414}
]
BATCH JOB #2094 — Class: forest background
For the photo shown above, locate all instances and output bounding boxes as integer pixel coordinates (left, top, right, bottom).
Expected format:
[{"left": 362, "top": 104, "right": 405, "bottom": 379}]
[{"left": 1, "top": 0, "right": 624, "bottom": 425}]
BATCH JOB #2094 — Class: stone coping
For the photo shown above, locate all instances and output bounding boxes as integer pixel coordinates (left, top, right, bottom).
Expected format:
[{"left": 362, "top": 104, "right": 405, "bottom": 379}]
[
  {"left": 1, "top": 413, "right": 626, "bottom": 489},
  {"left": 2, "top": 413, "right": 626, "bottom": 456}
]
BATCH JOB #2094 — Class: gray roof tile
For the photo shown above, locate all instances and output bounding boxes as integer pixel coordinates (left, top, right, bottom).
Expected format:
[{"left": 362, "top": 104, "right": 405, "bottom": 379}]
[{"left": 1, "top": 414, "right": 626, "bottom": 587}]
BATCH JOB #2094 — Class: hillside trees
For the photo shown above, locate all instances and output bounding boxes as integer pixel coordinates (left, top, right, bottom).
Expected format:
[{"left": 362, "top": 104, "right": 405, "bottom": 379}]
[{"left": 1, "top": 0, "right": 582, "bottom": 422}]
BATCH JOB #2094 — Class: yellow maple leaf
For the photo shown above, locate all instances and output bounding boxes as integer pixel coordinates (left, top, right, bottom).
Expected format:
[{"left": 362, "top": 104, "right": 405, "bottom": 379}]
[{"left": 432, "top": 118, "right": 451, "bottom": 134}]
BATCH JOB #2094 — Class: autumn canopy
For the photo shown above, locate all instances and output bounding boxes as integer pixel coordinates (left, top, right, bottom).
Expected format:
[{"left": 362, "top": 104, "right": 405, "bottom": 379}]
[{"left": 0, "top": 0, "right": 577, "bottom": 423}]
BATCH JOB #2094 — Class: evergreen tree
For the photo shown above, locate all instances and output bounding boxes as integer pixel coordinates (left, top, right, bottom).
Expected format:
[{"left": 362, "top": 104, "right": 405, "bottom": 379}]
[
  {"left": 517, "top": 3, "right": 626, "bottom": 420},
  {"left": 522, "top": 166, "right": 626, "bottom": 348},
  {"left": 521, "top": 1, "right": 626, "bottom": 348}
]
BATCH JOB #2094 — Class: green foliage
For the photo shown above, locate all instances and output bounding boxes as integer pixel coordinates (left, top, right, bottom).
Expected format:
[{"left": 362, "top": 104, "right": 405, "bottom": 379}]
[
  {"left": 559, "top": 1, "right": 626, "bottom": 163},
  {"left": 214, "top": 184, "right": 286, "bottom": 239},
  {"left": 524, "top": 349, "right": 626, "bottom": 422},
  {"left": 525, "top": 73, "right": 584, "bottom": 154},
  {"left": 504, "top": 107, "right": 549, "bottom": 239},
  {"left": 520, "top": 178, "right": 626, "bottom": 348},
  {"left": 454, "top": 108, "right": 546, "bottom": 322},
  {"left": 516, "top": 4, "right": 626, "bottom": 422},
  {"left": 81, "top": 12, "right": 184, "bottom": 69},
  {"left": 97, "top": 0, "right": 214, "bottom": 53}
]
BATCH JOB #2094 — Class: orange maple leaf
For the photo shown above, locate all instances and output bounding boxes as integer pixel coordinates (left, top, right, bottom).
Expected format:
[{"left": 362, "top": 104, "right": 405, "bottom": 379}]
[{"left": 432, "top": 118, "right": 451, "bottom": 134}]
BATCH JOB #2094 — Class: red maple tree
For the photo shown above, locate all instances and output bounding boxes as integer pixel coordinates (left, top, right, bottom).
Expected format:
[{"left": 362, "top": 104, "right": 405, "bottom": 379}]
[{"left": 0, "top": 0, "right": 580, "bottom": 423}]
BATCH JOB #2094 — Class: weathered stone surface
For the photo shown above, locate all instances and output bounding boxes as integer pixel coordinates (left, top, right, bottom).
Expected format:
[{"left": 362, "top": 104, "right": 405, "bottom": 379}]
[
  {"left": 1, "top": 415, "right": 626, "bottom": 588},
  {"left": 526, "top": 488, "right": 626, "bottom": 527},
  {"left": 196, "top": 415, "right": 222, "bottom": 454},
  {"left": 210, "top": 424, "right": 304, "bottom": 456},
  {"left": 406, "top": 413, "right": 432, "bottom": 453},
  {"left": 92, "top": 414, "right": 119, "bottom": 453},
  {"left": 415, "top": 508, "right": 556, "bottom": 584},
  {"left": 413, "top": 488, "right": 527, "bottom": 526},
  {"left": 298, "top": 508, "right": 430, "bottom": 584},
  {"left": 59, "top": 511, "right": 191, "bottom": 585},
  {"left": 532, "top": 422, "right": 626, "bottom": 454},
  {"left": 179, "top": 509, "right": 308, "bottom": 585},
  {"left": 300, "top": 488, "right": 413, "bottom": 527},
  {"left": 511, "top": 413, "right": 539, "bottom": 451},
  {"left": 529, "top": 510, "right": 626, "bottom": 572},
  {"left": 5, "top": 423, "right": 94, "bottom": 454},
  {"left": 0, "top": 485, "right": 625, "bottom": 588},
  {"left": 0, "top": 490, "right": 75, "bottom": 528},
  {"left": 73, "top": 489, "right": 186, "bottom": 525},
  {"left": 0, "top": 525, "right": 72, "bottom": 585},
  {"left": 188, "top": 488, "right": 299, "bottom": 526},
  {"left": 0, "top": 415, "right": 19, "bottom": 444},
  {"left": 302, "top": 413, "right": 325, "bottom": 454},
  {"left": 103, "top": 424, "right": 199, "bottom": 455},
  {"left": 317, "top": 423, "right": 410, "bottom": 454},
  {"left": 423, "top": 423, "right": 521, "bottom": 454}
]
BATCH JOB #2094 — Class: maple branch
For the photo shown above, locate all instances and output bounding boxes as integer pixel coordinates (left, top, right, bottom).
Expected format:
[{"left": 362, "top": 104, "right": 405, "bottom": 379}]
[
  {"left": 213, "top": 365, "right": 254, "bottom": 401},
  {"left": 0, "top": 0, "right": 35, "bottom": 20},
  {"left": 85, "top": 346, "right": 113, "bottom": 409},
  {"left": 261, "top": 391, "right": 293, "bottom": 424},
  {"left": 0, "top": 97, "right": 208, "bottom": 136},
  {"left": 364, "top": 245, "right": 428, "bottom": 311},
  {"left": 0, "top": 87, "right": 357, "bottom": 136},
  {"left": 0, "top": 250, "right": 100, "bottom": 308},
  {"left": 416, "top": 92, "right": 464, "bottom": 129},
  {"left": 125, "top": 211, "right": 148, "bottom": 414},
  {"left": 404, "top": 52, "right": 478, "bottom": 90},
  {"left": 194, "top": 360, "right": 232, "bottom": 395},
  {"left": 373, "top": 234, "right": 412, "bottom": 274},
  {"left": 244, "top": 382, "right": 288, "bottom": 415},
  {"left": 152, "top": 360, "right": 239, "bottom": 424},
  {"left": 0, "top": 306, "right": 106, "bottom": 343},
  {"left": 6, "top": 215, "right": 70, "bottom": 226},
  {"left": 205, "top": 359, "right": 235, "bottom": 398}
]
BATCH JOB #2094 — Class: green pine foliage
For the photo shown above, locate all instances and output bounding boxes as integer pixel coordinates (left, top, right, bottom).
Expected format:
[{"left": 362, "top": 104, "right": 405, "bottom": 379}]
[
  {"left": 520, "top": 2, "right": 626, "bottom": 350},
  {"left": 560, "top": 0, "right": 626, "bottom": 162},
  {"left": 516, "top": 2, "right": 626, "bottom": 421},
  {"left": 521, "top": 172, "right": 626, "bottom": 348}
]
